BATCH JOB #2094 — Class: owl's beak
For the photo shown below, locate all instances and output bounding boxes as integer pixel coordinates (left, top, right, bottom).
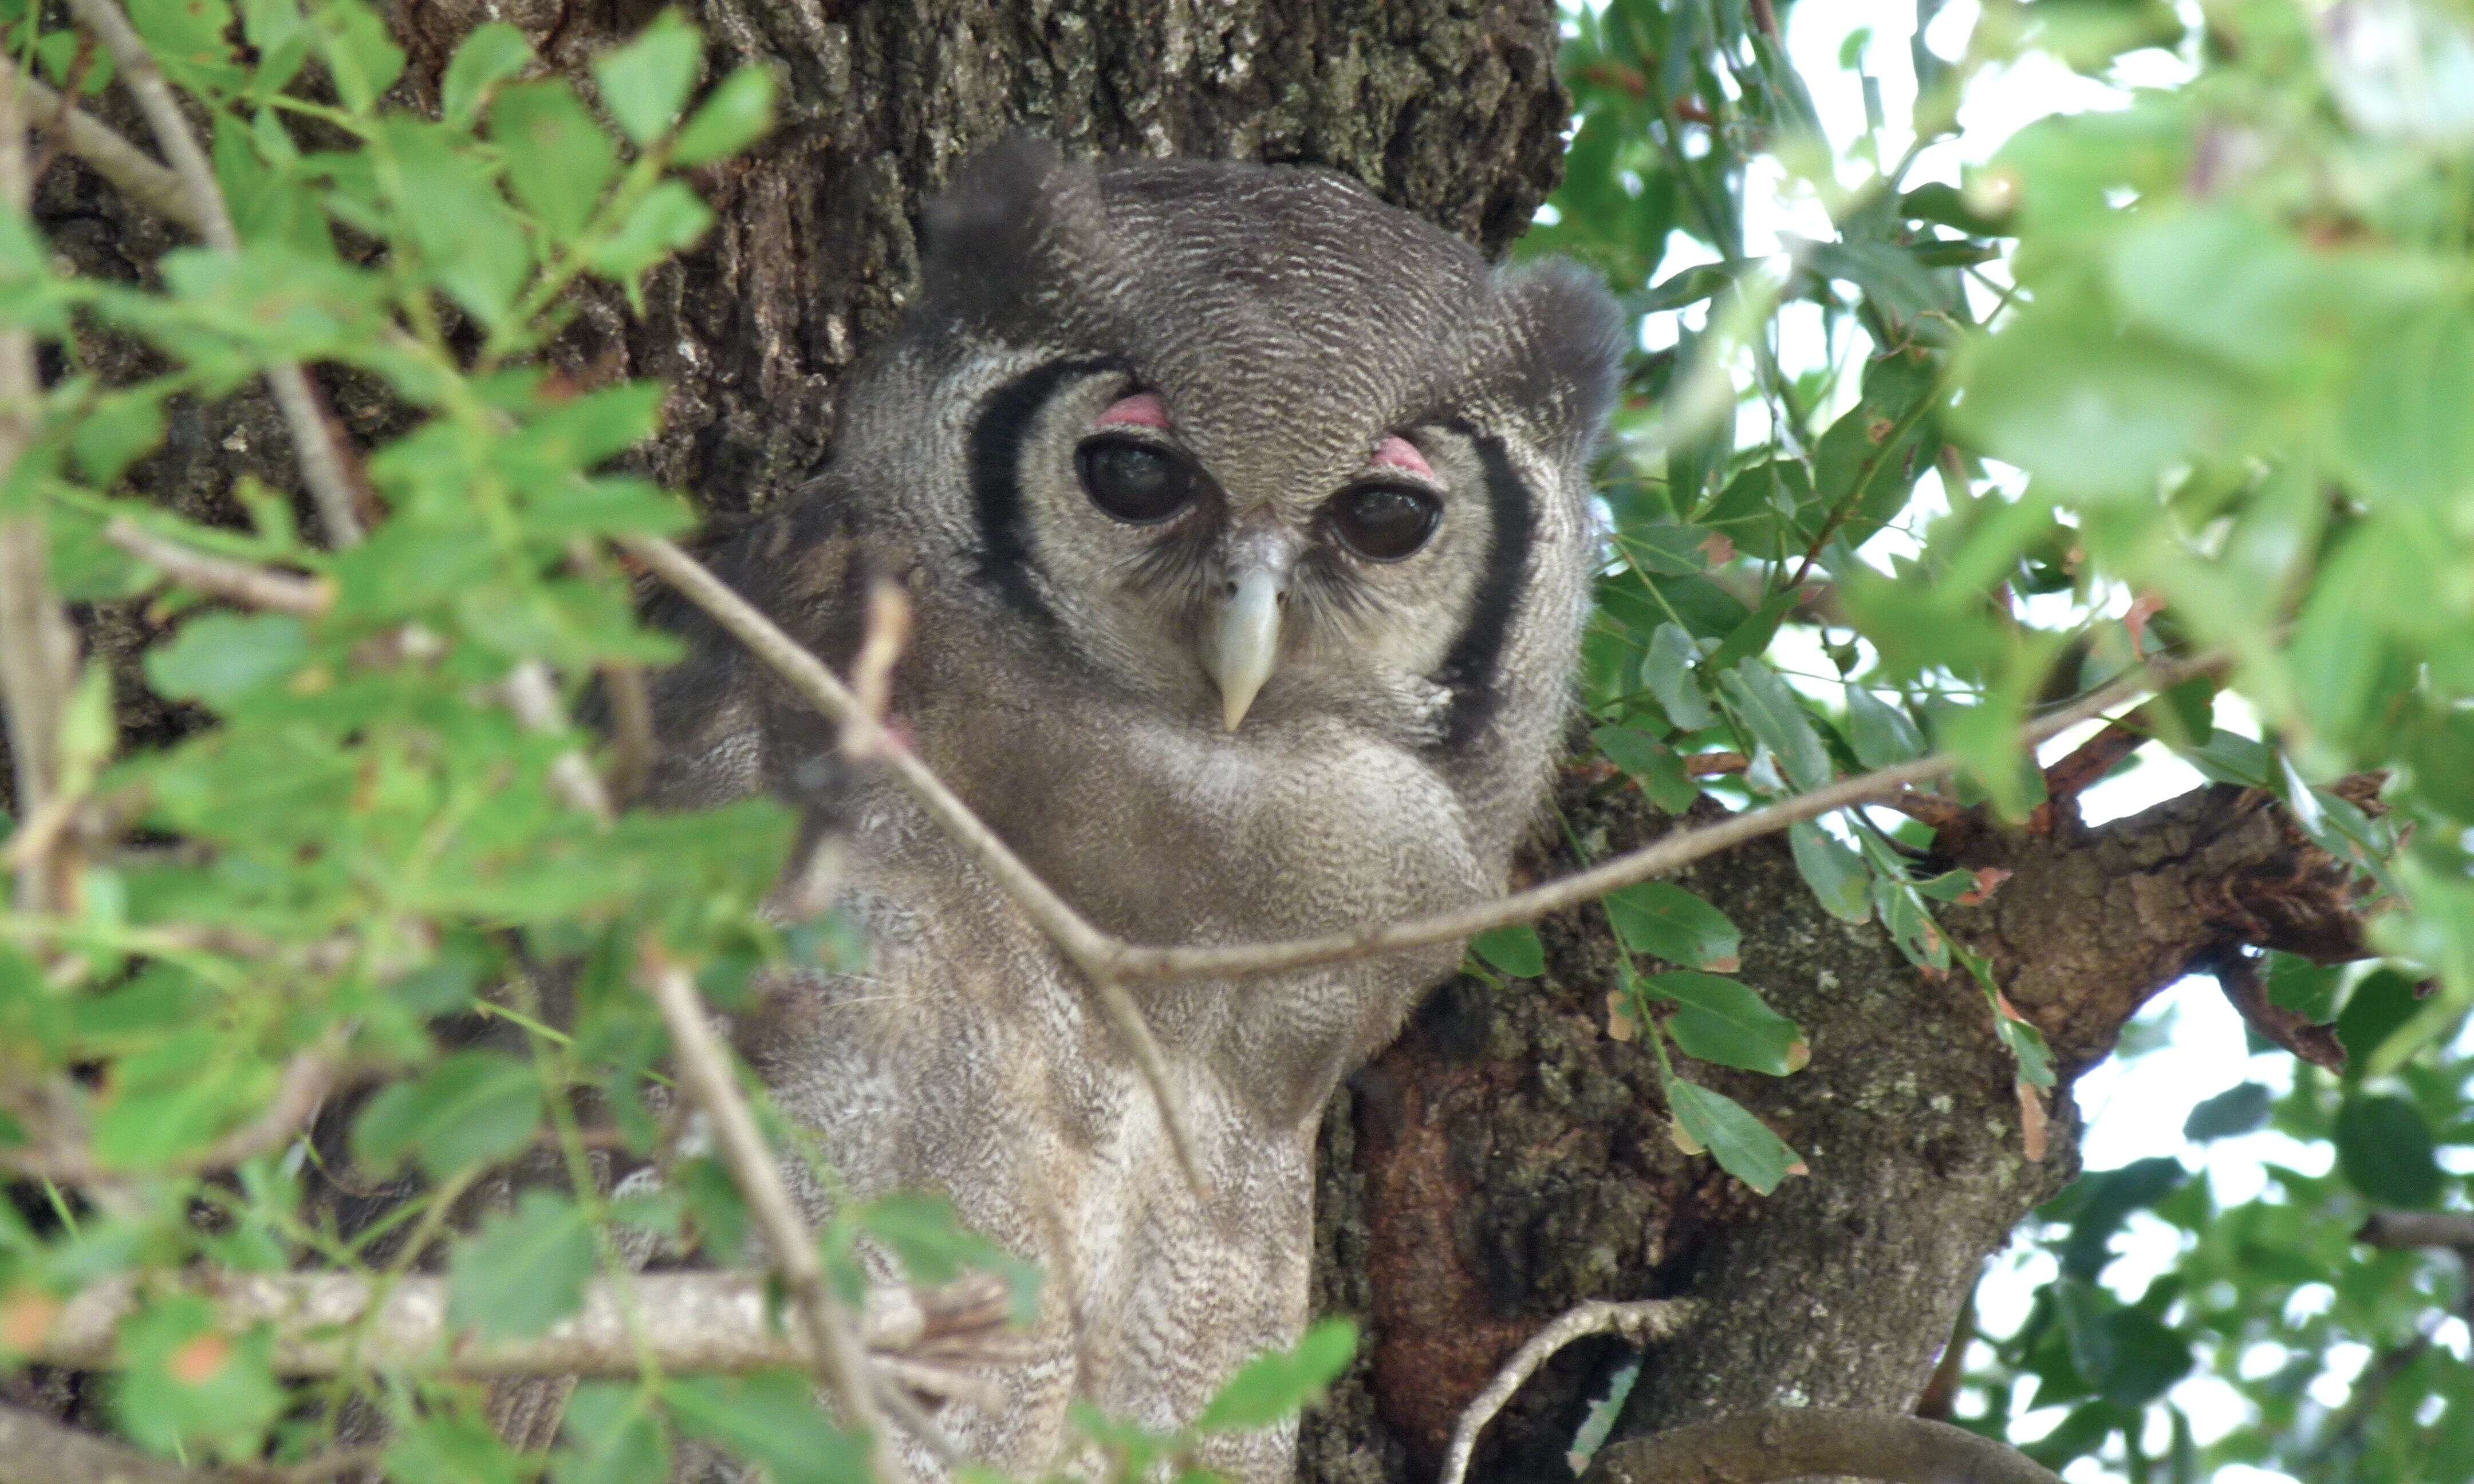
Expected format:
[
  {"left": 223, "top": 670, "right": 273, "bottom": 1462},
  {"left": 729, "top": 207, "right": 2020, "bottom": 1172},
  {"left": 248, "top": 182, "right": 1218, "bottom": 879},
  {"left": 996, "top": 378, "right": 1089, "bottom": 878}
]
[{"left": 1208, "top": 566, "right": 1286, "bottom": 731}]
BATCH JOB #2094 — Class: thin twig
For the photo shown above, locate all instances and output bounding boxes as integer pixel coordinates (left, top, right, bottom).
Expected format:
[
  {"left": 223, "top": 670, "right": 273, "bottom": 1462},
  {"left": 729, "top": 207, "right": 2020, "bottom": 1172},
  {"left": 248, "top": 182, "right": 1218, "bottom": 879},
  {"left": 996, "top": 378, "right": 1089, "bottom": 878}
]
[
  {"left": 105, "top": 517, "right": 334, "bottom": 616},
  {"left": 0, "top": 1028, "right": 352, "bottom": 1182},
  {"left": 1440, "top": 1299, "right": 1693, "bottom": 1484},
  {"left": 617, "top": 534, "right": 1212, "bottom": 1193},
  {"left": 2357, "top": 1211, "right": 2474, "bottom": 1250},
  {"left": 622, "top": 532, "right": 2224, "bottom": 1189},
  {"left": 60, "top": 0, "right": 365, "bottom": 547},
  {"left": 639, "top": 952, "right": 892, "bottom": 1463},
  {"left": 3, "top": 64, "right": 202, "bottom": 233},
  {"left": 505, "top": 660, "right": 614, "bottom": 822}
]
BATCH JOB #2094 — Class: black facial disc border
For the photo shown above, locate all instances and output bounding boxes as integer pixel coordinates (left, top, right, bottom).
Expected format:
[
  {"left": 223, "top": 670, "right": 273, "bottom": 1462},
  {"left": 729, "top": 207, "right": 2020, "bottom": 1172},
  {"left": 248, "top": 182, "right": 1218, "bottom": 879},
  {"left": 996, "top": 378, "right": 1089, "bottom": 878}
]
[
  {"left": 1432, "top": 429, "right": 1535, "bottom": 752},
  {"left": 968, "top": 356, "right": 1126, "bottom": 627}
]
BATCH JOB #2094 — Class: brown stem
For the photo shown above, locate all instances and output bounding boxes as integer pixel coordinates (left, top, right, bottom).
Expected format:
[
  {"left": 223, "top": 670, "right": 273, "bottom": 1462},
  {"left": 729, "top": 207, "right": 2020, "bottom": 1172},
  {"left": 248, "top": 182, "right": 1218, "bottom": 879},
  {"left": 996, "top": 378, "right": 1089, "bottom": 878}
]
[
  {"left": 1440, "top": 1299, "right": 1693, "bottom": 1484},
  {"left": 3, "top": 65, "right": 201, "bottom": 233},
  {"left": 0, "top": 1029, "right": 353, "bottom": 1182}
]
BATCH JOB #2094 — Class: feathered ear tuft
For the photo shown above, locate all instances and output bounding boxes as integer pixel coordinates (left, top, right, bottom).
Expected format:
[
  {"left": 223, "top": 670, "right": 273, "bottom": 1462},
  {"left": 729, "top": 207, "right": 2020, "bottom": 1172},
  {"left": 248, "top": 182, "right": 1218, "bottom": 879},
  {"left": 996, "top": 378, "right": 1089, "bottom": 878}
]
[
  {"left": 919, "top": 135, "right": 1113, "bottom": 342},
  {"left": 1490, "top": 258, "right": 1628, "bottom": 460}
]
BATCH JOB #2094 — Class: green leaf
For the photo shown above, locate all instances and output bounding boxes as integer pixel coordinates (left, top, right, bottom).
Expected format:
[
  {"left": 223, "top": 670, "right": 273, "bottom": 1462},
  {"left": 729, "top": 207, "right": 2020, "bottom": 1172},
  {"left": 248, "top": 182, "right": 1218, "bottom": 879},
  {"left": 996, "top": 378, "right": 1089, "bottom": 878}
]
[
  {"left": 111, "top": 1293, "right": 286, "bottom": 1459},
  {"left": 1663, "top": 1075, "right": 1802, "bottom": 1194},
  {"left": 2182, "top": 1082, "right": 2270, "bottom": 1142},
  {"left": 350, "top": 1050, "right": 544, "bottom": 1180},
  {"left": 1193, "top": 1317, "right": 1357, "bottom": 1432},
  {"left": 1471, "top": 925, "right": 1546, "bottom": 978},
  {"left": 2333, "top": 1093, "right": 2443, "bottom": 1209},
  {"left": 667, "top": 1372, "right": 869, "bottom": 1484},
  {"left": 2335, "top": 304, "right": 2474, "bottom": 508},
  {"left": 493, "top": 81, "right": 618, "bottom": 243},
  {"left": 1593, "top": 723, "right": 1699, "bottom": 813},
  {"left": 594, "top": 11, "right": 703, "bottom": 145},
  {"left": 1645, "top": 971, "right": 1805, "bottom": 1076},
  {"left": 1844, "top": 684, "right": 1925, "bottom": 769},
  {"left": 143, "top": 613, "right": 307, "bottom": 708},
  {"left": 384, "top": 1407, "right": 526, "bottom": 1484},
  {"left": 443, "top": 22, "right": 533, "bottom": 129},
  {"left": 556, "top": 1383, "right": 672, "bottom": 1484},
  {"left": 586, "top": 180, "right": 715, "bottom": 300},
  {"left": 70, "top": 389, "right": 167, "bottom": 488},
  {"left": 1720, "top": 661, "right": 1831, "bottom": 791},
  {"left": 2335, "top": 967, "right": 2423, "bottom": 1075},
  {"left": 311, "top": 0, "right": 406, "bottom": 112},
  {"left": 448, "top": 1191, "right": 596, "bottom": 1341},
  {"left": 1788, "top": 822, "right": 1871, "bottom": 923},
  {"left": 2264, "top": 952, "right": 2342, "bottom": 1024},
  {"left": 1602, "top": 882, "right": 1740, "bottom": 970},
  {"left": 670, "top": 64, "right": 778, "bottom": 167},
  {"left": 1641, "top": 622, "right": 1716, "bottom": 732}
]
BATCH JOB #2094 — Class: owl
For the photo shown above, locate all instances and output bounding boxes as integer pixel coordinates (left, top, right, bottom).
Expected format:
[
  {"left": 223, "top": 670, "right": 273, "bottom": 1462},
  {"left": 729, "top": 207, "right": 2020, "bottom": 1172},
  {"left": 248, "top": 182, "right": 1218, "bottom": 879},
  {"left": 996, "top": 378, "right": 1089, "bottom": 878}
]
[{"left": 647, "top": 139, "right": 1621, "bottom": 1482}]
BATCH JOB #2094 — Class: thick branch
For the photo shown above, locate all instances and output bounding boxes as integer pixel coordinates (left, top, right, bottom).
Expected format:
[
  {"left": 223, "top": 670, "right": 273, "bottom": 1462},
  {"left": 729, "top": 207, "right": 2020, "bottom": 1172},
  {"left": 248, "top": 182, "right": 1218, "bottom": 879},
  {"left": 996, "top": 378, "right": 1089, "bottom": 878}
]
[
  {"left": 639, "top": 956, "right": 888, "bottom": 1453},
  {"left": 1584, "top": 1407, "right": 2063, "bottom": 1484},
  {"left": 60, "top": 0, "right": 364, "bottom": 547},
  {"left": 26, "top": 1269, "right": 1007, "bottom": 1377}
]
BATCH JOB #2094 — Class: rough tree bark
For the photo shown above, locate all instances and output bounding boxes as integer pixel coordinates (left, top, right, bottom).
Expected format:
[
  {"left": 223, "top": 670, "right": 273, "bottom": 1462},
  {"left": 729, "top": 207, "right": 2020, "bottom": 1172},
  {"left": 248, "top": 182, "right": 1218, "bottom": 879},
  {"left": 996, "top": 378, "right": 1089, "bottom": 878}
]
[{"left": 24, "top": 1, "right": 2371, "bottom": 1480}]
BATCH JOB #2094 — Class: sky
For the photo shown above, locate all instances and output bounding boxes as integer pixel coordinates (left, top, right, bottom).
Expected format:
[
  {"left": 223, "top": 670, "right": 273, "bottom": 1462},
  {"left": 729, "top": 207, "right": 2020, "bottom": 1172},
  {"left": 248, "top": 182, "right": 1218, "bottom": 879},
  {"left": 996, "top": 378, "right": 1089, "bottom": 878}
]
[{"left": 1617, "top": 2, "right": 2459, "bottom": 1477}]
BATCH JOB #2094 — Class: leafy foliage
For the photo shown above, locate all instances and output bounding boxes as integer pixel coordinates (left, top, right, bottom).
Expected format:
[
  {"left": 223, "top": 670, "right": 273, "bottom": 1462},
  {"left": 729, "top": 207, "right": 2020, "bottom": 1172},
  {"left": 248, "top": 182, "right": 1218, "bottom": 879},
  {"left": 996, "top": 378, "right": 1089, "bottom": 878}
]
[{"left": 1537, "top": 0, "right": 2474, "bottom": 1476}]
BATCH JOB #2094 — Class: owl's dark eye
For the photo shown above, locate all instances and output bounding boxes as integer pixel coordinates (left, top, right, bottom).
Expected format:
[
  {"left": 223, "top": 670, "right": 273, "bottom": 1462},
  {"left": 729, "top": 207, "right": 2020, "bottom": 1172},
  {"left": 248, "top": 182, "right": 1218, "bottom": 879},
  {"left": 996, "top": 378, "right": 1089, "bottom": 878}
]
[
  {"left": 1324, "top": 483, "right": 1441, "bottom": 562},
  {"left": 1077, "top": 439, "right": 1197, "bottom": 524}
]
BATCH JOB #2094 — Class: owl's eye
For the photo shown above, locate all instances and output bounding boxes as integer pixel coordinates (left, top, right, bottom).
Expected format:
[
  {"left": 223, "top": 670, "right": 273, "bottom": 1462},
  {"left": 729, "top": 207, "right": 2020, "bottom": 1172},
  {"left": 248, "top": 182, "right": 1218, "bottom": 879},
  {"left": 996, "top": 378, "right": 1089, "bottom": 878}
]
[
  {"left": 1325, "top": 483, "right": 1441, "bottom": 562},
  {"left": 1077, "top": 439, "right": 1198, "bottom": 525}
]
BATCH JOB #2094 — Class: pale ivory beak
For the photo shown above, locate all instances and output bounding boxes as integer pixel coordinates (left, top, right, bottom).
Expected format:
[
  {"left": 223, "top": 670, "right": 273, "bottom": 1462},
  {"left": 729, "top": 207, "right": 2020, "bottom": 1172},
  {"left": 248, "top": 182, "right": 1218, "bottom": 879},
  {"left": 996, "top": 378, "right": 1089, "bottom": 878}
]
[{"left": 1209, "top": 566, "right": 1286, "bottom": 731}]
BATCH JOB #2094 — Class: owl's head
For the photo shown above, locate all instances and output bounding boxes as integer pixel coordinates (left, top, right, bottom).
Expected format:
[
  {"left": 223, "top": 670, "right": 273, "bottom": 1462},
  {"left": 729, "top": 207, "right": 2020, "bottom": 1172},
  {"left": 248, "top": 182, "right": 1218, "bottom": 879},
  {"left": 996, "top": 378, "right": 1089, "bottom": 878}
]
[{"left": 830, "top": 140, "right": 1620, "bottom": 810}]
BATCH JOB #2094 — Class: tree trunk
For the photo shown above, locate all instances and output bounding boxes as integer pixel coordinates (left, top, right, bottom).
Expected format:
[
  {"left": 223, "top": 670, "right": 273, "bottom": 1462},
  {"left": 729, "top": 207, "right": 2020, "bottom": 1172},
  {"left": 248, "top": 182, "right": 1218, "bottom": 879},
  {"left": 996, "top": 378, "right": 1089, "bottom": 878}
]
[{"left": 34, "top": 1, "right": 2370, "bottom": 1479}]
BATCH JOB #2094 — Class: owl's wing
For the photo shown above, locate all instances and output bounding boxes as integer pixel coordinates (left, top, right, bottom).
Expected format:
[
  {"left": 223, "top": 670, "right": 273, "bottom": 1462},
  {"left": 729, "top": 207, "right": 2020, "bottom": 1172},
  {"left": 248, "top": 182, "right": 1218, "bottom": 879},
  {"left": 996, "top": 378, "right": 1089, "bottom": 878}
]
[{"left": 624, "top": 485, "right": 902, "bottom": 815}]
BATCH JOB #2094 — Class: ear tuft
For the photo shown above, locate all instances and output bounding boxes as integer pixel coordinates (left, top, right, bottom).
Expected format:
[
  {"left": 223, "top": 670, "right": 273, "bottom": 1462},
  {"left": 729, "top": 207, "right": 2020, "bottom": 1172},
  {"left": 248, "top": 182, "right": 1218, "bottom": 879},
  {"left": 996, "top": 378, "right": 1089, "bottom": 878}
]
[
  {"left": 1492, "top": 259, "right": 1627, "bottom": 459},
  {"left": 919, "top": 135, "right": 1111, "bottom": 341}
]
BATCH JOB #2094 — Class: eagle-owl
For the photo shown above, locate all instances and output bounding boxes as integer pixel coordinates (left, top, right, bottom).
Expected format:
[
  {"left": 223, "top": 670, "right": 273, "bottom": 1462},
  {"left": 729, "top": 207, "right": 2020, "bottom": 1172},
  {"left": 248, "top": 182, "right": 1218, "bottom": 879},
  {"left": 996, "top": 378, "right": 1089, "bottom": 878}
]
[{"left": 649, "top": 140, "right": 1620, "bottom": 1481}]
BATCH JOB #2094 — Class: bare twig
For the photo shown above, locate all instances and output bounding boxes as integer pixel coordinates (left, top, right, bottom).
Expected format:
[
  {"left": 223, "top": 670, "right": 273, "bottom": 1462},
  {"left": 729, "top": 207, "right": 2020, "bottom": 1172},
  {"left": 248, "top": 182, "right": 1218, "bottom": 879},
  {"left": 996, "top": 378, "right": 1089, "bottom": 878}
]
[
  {"left": 0, "top": 1028, "right": 352, "bottom": 1182},
  {"left": 844, "top": 577, "right": 912, "bottom": 760},
  {"left": 105, "top": 517, "right": 334, "bottom": 616},
  {"left": 504, "top": 660, "right": 614, "bottom": 822},
  {"left": 0, "top": 1402, "right": 199, "bottom": 1484},
  {"left": 60, "top": 0, "right": 365, "bottom": 547},
  {"left": 3, "top": 65, "right": 202, "bottom": 233},
  {"left": 1582, "top": 1406, "right": 2064, "bottom": 1484},
  {"left": 23, "top": 1268, "right": 1009, "bottom": 1379},
  {"left": 639, "top": 952, "right": 891, "bottom": 1460},
  {"left": 600, "top": 660, "right": 656, "bottom": 802},
  {"left": 1440, "top": 1299, "right": 1693, "bottom": 1484}
]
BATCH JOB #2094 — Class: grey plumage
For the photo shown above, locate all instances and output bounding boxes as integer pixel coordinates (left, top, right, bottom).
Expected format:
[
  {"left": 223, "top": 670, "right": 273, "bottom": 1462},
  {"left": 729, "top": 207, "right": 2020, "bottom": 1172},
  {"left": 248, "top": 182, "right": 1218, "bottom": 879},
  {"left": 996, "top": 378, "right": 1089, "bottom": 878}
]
[{"left": 653, "top": 140, "right": 1621, "bottom": 1481}]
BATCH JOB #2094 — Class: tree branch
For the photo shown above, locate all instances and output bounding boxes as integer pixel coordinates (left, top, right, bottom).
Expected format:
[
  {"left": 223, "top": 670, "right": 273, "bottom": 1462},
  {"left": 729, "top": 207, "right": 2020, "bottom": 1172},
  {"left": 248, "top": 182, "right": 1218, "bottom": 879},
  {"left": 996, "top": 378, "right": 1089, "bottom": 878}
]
[
  {"left": 1583, "top": 1407, "right": 2063, "bottom": 1484},
  {"left": 2357, "top": 1211, "right": 2474, "bottom": 1250},
  {"left": 637, "top": 953, "right": 891, "bottom": 1461},
  {"left": 59, "top": 0, "right": 365, "bottom": 548},
  {"left": 1440, "top": 1299, "right": 1693, "bottom": 1484},
  {"left": 22, "top": 1268, "right": 1007, "bottom": 1378}
]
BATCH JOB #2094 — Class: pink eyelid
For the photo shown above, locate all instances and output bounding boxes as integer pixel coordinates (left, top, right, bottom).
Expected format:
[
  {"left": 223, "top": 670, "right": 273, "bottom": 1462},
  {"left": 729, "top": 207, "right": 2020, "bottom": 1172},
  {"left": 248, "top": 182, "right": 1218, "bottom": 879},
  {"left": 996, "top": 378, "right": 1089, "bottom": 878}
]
[
  {"left": 1370, "top": 434, "right": 1435, "bottom": 481},
  {"left": 1093, "top": 397, "right": 1437, "bottom": 481},
  {"left": 1095, "top": 393, "right": 1171, "bottom": 430}
]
